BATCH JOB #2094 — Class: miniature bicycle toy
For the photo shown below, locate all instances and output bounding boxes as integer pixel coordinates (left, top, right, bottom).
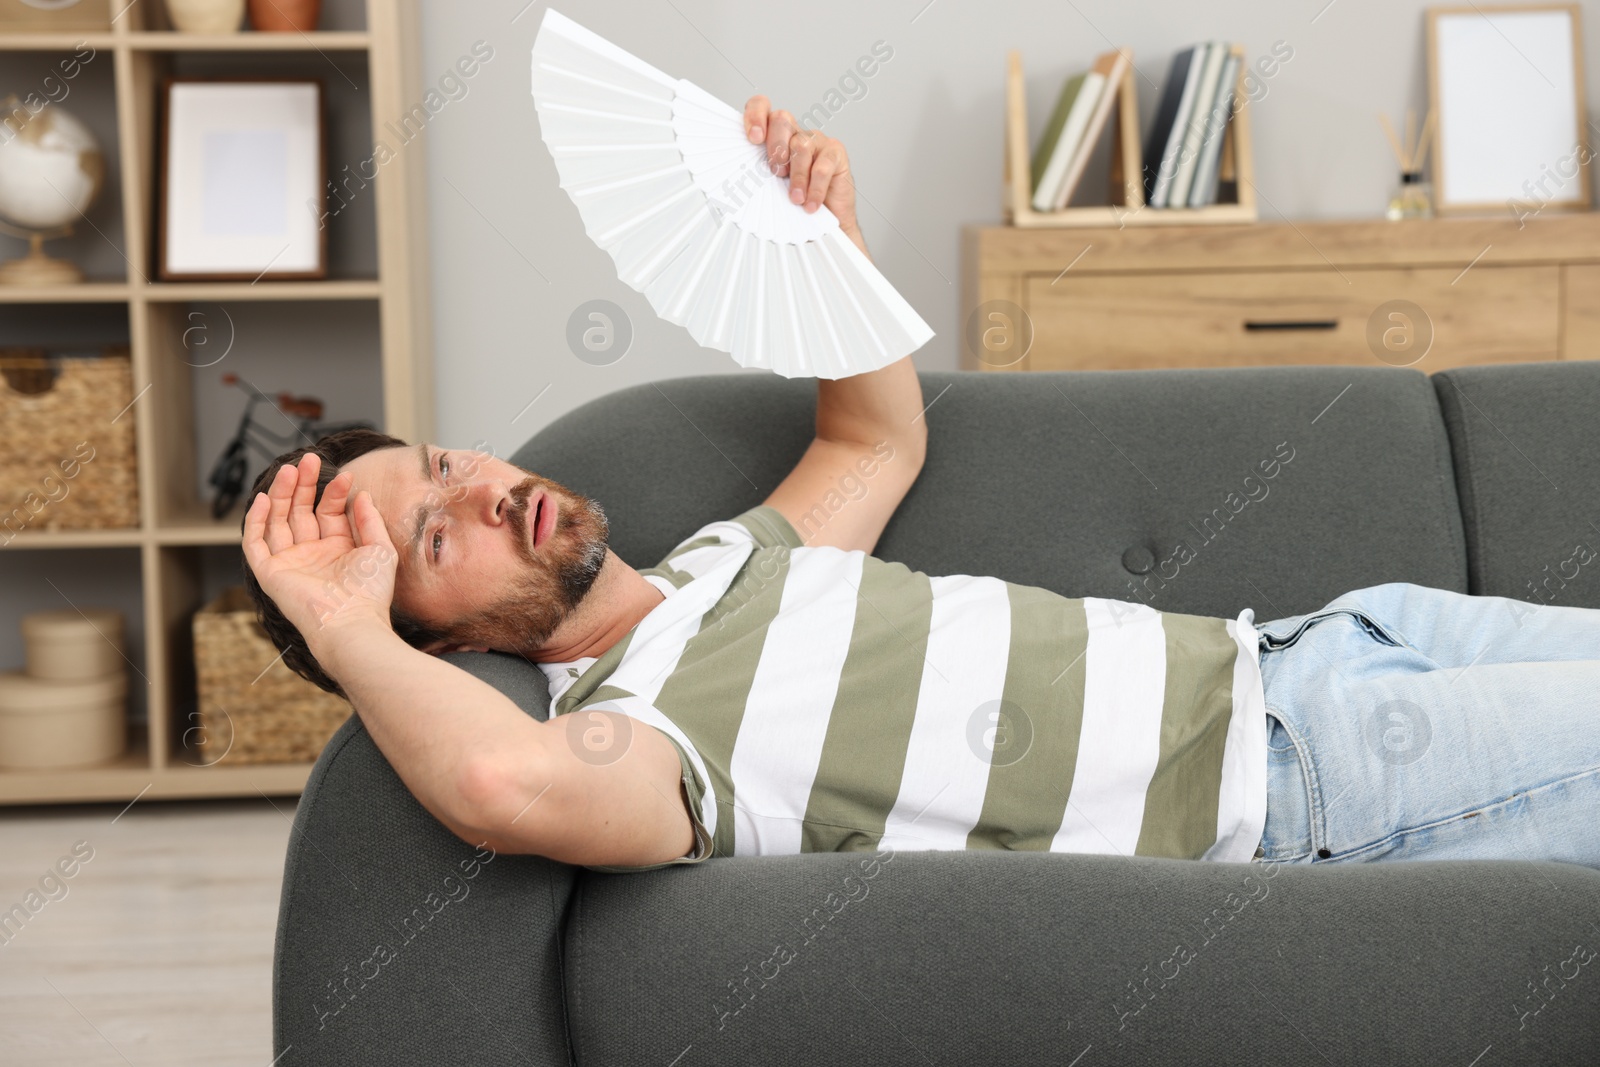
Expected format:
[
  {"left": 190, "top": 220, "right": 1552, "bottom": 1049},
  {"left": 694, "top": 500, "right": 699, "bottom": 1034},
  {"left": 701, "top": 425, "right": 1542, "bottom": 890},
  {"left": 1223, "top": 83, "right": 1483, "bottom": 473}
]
[{"left": 207, "top": 373, "right": 375, "bottom": 519}]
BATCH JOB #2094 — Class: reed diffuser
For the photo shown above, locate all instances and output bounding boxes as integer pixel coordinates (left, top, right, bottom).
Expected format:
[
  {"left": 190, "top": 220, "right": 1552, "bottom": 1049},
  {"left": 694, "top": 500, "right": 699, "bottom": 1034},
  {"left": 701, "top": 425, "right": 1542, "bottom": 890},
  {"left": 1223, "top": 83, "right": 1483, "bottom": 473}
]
[{"left": 1381, "top": 107, "right": 1435, "bottom": 220}]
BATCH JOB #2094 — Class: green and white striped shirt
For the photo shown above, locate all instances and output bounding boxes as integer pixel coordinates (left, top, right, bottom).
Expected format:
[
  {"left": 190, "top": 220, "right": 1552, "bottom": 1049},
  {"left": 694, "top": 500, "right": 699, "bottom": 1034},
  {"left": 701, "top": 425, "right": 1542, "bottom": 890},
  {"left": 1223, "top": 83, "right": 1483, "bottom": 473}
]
[{"left": 539, "top": 506, "right": 1267, "bottom": 872}]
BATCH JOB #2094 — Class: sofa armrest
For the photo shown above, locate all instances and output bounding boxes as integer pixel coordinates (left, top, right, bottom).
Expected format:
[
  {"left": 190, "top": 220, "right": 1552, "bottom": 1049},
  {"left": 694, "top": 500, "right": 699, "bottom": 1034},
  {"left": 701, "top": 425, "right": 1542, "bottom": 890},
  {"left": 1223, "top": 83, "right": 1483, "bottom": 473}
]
[{"left": 273, "top": 651, "right": 574, "bottom": 1067}]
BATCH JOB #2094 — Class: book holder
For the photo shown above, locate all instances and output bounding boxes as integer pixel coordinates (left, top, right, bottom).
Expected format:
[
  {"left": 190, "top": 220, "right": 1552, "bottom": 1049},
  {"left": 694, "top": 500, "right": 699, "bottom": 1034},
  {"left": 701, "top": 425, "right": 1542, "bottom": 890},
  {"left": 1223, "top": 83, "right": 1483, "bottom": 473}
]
[{"left": 1004, "top": 47, "right": 1259, "bottom": 228}]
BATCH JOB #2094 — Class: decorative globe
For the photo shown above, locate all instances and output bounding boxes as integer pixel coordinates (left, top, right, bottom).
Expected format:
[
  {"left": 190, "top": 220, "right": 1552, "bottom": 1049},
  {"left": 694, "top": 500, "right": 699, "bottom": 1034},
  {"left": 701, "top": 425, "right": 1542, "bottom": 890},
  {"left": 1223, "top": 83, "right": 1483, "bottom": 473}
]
[{"left": 0, "top": 97, "right": 105, "bottom": 286}]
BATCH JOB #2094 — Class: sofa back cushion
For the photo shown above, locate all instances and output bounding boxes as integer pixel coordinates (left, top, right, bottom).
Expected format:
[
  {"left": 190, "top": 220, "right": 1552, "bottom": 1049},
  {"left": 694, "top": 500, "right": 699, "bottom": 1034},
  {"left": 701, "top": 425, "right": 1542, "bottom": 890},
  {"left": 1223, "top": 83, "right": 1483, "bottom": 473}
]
[
  {"left": 1434, "top": 360, "right": 1600, "bottom": 608},
  {"left": 514, "top": 366, "right": 1467, "bottom": 627}
]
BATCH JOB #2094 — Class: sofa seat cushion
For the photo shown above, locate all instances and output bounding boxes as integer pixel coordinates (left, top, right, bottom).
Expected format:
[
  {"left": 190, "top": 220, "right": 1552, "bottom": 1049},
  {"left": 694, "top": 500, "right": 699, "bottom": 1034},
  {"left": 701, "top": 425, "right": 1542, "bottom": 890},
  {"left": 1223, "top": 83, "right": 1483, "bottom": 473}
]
[{"left": 562, "top": 850, "right": 1600, "bottom": 1066}]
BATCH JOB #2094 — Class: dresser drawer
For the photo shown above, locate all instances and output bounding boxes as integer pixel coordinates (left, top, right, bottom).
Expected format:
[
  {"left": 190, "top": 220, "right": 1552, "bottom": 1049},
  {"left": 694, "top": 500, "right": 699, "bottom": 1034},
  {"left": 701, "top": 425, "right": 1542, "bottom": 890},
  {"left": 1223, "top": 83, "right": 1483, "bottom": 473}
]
[{"left": 1019, "top": 265, "right": 1560, "bottom": 370}]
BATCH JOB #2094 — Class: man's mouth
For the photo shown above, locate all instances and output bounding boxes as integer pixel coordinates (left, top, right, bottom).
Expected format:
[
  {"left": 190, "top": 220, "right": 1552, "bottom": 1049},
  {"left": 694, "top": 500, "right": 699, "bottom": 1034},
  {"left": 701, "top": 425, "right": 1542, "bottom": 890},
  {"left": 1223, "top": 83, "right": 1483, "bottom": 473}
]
[{"left": 531, "top": 491, "right": 556, "bottom": 549}]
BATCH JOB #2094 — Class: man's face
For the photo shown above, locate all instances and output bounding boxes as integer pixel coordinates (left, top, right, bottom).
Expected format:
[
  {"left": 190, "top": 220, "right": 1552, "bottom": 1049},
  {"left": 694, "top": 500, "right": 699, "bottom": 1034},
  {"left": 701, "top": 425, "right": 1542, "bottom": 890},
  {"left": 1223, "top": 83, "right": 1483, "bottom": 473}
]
[{"left": 340, "top": 443, "right": 610, "bottom": 655}]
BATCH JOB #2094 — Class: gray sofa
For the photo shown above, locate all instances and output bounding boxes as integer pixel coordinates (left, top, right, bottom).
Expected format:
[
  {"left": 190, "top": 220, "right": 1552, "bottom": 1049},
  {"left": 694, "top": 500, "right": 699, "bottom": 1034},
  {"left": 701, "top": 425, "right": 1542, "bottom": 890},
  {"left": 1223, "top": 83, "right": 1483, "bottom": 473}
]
[{"left": 273, "top": 362, "right": 1600, "bottom": 1065}]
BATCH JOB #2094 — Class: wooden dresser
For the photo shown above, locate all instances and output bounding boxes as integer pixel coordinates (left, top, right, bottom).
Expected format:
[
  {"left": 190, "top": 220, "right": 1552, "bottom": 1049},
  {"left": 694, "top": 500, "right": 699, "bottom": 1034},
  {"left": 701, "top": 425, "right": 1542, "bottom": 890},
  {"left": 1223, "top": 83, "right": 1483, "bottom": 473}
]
[{"left": 960, "top": 213, "right": 1600, "bottom": 372}]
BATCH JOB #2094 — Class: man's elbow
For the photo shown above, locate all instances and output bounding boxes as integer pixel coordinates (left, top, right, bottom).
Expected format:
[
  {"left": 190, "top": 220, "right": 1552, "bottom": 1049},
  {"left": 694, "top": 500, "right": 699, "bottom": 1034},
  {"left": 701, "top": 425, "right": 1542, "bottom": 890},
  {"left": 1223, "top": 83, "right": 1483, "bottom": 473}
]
[
  {"left": 888, "top": 423, "right": 927, "bottom": 474},
  {"left": 451, "top": 753, "right": 555, "bottom": 855},
  {"left": 904, "top": 422, "right": 928, "bottom": 467}
]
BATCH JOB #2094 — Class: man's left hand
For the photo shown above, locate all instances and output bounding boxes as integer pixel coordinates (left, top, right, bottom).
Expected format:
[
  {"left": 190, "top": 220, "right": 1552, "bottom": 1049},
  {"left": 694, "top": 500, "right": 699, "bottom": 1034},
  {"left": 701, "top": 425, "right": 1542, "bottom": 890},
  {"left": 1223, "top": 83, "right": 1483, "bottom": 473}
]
[{"left": 742, "top": 95, "right": 864, "bottom": 253}]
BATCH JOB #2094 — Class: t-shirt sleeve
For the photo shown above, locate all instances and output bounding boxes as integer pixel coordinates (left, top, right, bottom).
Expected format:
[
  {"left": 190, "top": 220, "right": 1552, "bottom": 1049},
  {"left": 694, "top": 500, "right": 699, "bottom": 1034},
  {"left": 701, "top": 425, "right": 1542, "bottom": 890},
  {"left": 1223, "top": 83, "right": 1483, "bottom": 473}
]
[
  {"left": 654, "top": 504, "right": 804, "bottom": 577},
  {"left": 732, "top": 504, "right": 805, "bottom": 550},
  {"left": 577, "top": 699, "right": 719, "bottom": 875}
]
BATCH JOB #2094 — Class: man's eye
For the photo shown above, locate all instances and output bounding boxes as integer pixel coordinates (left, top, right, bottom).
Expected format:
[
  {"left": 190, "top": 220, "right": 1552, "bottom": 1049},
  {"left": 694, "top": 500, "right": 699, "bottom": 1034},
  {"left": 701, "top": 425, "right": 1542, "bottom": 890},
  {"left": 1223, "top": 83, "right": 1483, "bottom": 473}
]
[
  {"left": 439, "top": 453, "right": 451, "bottom": 479},
  {"left": 432, "top": 531, "right": 442, "bottom": 560}
]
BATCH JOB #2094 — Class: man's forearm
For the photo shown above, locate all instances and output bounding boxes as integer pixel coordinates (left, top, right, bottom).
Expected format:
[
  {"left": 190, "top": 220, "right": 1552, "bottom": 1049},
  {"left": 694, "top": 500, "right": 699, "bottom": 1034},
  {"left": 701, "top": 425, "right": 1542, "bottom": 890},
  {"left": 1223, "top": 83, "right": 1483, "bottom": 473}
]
[
  {"left": 815, "top": 224, "right": 928, "bottom": 454},
  {"left": 313, "top": 621, "right": 549, "bottom": 842}
]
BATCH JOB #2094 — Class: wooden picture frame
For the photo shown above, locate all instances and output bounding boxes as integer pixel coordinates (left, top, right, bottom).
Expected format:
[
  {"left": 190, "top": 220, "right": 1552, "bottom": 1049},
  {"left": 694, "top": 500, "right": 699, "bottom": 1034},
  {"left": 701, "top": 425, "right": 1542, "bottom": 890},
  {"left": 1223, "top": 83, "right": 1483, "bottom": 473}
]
[
  {"left": 157, "top": 77, "right": 327, "bottom": 282},
  {"left": 1426, "top": 4, "right": 1590, "bottom": 216}
]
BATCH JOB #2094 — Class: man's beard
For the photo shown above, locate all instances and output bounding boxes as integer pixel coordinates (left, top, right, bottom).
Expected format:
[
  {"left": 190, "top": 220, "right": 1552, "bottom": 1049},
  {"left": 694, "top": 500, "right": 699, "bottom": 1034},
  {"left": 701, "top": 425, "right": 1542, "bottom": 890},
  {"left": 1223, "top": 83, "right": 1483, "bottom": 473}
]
[{"left": 439, "top": 473, "right": 610, "bottom": 656}]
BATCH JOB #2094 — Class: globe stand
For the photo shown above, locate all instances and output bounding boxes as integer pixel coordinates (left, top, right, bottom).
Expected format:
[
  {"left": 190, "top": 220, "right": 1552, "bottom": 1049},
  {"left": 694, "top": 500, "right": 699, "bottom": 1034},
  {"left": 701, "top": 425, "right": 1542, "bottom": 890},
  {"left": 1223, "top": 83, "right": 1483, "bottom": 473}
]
[
  {"left": 0, "top": 96, "right": 107, "bottom": 287},
  {"left": 0, "top": 230, "right": 83, "bottom": 287}
]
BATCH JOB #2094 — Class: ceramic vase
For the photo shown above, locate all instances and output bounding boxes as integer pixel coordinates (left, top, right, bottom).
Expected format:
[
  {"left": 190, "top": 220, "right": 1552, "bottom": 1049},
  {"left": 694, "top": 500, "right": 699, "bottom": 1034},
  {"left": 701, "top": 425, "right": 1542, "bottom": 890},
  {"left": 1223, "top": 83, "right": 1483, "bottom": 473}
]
[
  {"left": 164, "top": 0, "right": 245, "bottom": 33},
  {"left": 248, "top": 0, "right": 320, "bottom": 32}
]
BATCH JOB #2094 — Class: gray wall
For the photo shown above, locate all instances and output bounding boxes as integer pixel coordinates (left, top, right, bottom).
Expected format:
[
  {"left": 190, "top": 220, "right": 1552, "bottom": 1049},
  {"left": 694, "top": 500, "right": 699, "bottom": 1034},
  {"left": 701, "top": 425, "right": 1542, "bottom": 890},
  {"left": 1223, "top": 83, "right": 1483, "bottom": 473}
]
[{"left": 420, "top": 0, "right": 1599, "bottom": 457}]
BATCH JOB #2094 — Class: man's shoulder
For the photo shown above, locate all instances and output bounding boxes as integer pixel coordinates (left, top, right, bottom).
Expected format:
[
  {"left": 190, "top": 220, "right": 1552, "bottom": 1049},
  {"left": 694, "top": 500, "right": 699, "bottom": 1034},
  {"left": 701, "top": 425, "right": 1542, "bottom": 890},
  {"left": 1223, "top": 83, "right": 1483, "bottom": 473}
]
[{"left": 654, "top": 504, "right": 805, "bottom": 570}]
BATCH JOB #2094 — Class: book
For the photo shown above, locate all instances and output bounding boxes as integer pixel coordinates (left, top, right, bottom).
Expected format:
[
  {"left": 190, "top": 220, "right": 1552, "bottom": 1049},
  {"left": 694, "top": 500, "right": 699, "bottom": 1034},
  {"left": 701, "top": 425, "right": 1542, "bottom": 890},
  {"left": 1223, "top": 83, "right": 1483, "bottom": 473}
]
[
  {"left": 1188, "top": 48, "right": 1241, "bottom": 207},
  {"left": 1049, "top": 49, "right": 1132, "bottom": 210},
  {"left": 1030, "top": 71, "right": 1105, "bottom": 212},
  {"left": 1141, "top": 45, "right": 1197, "bottom": 207},
  {"left": 1030, "top": 72, "right": 1084, "bottom": 200},
  {"left": 1169, "top": 41, "right": 1227, "bottom": 208}
]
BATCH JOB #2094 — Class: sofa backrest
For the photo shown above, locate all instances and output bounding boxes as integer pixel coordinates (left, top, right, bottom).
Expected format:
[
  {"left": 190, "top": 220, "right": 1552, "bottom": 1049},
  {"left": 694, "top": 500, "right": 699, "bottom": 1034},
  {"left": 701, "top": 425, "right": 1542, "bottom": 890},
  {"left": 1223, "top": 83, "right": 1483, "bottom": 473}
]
[
  {"left": 512, "top": 365, "right": 1468, "bottom": 627},
  {"left": 1434, "top": 360, "right": 1600, "bottom": 609}
]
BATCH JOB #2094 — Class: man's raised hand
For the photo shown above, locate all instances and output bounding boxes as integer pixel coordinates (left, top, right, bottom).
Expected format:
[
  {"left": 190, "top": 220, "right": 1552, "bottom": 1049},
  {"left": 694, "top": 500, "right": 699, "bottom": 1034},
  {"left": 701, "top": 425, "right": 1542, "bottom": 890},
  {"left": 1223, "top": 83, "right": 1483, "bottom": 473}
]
[
  {"left": 242, "top": 453, "right": 397, "bottom": 648},
  {"left": 742, "top": 94, "right": 861, "bottom": 245}
]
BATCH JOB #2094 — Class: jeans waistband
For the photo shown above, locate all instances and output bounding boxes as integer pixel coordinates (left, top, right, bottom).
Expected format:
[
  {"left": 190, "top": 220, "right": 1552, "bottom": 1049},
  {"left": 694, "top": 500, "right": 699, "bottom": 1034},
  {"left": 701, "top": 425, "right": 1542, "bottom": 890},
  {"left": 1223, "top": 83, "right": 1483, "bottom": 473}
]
[{"left": 1254, "top": 605, "right": 1412, "bottom": 655}]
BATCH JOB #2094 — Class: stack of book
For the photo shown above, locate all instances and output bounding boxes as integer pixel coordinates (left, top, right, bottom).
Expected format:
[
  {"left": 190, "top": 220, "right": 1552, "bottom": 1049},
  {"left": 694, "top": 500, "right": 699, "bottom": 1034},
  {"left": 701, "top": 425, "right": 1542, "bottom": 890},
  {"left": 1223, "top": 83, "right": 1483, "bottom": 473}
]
[
  {"left": 1027, "top": 49, "right": 1130, "bottom": 213},
  {"left": 1027, "top": 41, "right": 1241, "bottom": 213},
  {"left": 1141, "top": 41, "right": 1241, "bottom": 209}
]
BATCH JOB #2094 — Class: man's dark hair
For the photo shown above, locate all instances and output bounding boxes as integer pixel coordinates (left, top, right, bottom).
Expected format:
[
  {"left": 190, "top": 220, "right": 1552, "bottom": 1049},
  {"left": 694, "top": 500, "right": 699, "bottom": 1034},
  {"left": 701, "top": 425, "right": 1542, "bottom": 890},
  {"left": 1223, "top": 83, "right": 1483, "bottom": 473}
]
[{"left": 239, "top": 428, "right": 451, "bottom": 699}]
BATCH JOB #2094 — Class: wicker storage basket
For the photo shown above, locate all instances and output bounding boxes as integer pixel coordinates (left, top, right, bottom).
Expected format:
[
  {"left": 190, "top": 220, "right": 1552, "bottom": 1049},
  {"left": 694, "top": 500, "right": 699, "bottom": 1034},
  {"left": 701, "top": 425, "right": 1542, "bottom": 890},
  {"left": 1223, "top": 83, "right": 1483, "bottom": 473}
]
[
  {"left": 192, "top": 586, "right": 351, "bottom": 764},
  {"left": 0, "top": 347, "right": 139, "bottom": 533}
]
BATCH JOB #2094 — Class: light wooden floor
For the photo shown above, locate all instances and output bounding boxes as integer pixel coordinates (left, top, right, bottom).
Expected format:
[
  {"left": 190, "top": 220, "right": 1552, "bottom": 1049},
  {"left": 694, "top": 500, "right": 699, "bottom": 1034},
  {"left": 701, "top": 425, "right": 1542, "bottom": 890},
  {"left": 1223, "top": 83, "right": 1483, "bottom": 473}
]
[{"left": 0, "top": 797, "right": 294, "bottom": 1066}]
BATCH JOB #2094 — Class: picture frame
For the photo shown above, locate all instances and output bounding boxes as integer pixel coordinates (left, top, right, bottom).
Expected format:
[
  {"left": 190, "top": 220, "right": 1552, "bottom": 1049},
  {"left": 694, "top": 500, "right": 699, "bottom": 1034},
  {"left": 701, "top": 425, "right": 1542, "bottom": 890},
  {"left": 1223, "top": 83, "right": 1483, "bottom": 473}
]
[
  {"left": 157, "top": 78, "right": 327, "bottom": 282},
  {"left": 1426, "top": 4, "right": 1590, "bottom": 217}
]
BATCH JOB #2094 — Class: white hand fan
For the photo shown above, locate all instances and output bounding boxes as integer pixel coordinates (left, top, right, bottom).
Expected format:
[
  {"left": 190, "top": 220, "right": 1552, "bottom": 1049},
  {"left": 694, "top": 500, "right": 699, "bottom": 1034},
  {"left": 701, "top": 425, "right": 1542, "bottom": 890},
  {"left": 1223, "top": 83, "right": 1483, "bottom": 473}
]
[{"left": 530, "top": 7, "right": 934, "bottom": 379}]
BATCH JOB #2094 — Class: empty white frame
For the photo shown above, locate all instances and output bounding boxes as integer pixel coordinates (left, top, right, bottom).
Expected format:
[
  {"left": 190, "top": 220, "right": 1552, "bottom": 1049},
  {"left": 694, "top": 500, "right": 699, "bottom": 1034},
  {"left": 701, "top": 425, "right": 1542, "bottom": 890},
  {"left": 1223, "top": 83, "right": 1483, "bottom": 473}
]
[
  {"left": 1426, "top": 4, "right": 1589, "bottom": 216},
  {"left": 159, "top": 80, "right": 326, "bottom": 280}
]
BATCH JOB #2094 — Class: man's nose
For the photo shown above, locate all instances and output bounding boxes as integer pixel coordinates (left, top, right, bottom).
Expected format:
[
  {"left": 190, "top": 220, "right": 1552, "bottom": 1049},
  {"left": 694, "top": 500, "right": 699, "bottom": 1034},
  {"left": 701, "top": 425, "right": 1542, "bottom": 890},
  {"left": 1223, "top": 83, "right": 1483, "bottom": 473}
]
[{"left": 460, "top": 478, "right": 510, "bottom": 524}]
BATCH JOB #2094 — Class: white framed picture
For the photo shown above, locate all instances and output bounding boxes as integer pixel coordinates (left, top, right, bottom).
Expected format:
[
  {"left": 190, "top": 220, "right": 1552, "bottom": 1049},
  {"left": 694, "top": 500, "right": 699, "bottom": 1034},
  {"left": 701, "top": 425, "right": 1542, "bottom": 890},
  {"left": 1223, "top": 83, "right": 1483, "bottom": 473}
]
[
  {"left": 158, "top": 79, "right": 325, "bottom": 281},
  {"left": 1426, "top": 4, "right": 1590, "bottom": 216}
]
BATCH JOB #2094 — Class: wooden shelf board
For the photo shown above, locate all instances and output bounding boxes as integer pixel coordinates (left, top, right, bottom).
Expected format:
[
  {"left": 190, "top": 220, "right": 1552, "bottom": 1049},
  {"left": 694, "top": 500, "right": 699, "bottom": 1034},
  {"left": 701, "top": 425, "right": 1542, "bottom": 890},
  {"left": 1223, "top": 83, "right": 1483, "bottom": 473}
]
[
  {"left": 0, "top": 32, "right": 118, "bottom": 50},
  {"left": 0, "top": 527, "right": 246, "bottom": 549},
  {"left": 0, "top": 527, "right": 143, "bottom": 550},
  {"left": 155, "top": 498, "right": 247, "bottom": 545},
  {"left": 0, "top": 731, "right": 151, "bottom": 804},
  {"left": 0, "top": 281, "right": 132, "bottom": 303},
  {"left": 151, "top": 758, "right": 316, "bottom": 795},
  {"left": 154, "top": 521, "right": 245, "bottom": 546},
  {"left": 1011, "top": 204, "right": 1259, "bottom": 229},
  {"left": 141, "top": 278, "right": 383, "bottom": 301},
  {"left": 964, "top": 212, "right": 1600, "bottom": 276},
  {"left": 0, "top": 757, "right": 314, "bottom": 804},
  {"left": 127, "top": 31, "right": 370, "bottom": 51}
]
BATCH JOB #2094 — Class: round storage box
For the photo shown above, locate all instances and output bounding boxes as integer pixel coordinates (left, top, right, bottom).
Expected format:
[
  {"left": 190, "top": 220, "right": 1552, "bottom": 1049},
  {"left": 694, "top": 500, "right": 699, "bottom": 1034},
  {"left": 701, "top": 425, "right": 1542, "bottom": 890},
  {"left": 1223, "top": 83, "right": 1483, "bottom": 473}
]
[
  {"left": 21, "top": 609, "right": 124, "bottom": 682},
  {"left": 0, "top": 671, "right": 127, "bottom": 769}
]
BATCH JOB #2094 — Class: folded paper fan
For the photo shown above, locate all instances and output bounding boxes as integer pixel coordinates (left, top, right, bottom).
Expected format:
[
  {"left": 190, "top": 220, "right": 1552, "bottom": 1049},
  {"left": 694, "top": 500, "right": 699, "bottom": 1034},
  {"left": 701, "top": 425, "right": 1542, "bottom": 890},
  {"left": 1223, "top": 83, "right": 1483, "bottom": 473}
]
[{"left": 530, "top": 8, "right": 934, "bottom": 379}]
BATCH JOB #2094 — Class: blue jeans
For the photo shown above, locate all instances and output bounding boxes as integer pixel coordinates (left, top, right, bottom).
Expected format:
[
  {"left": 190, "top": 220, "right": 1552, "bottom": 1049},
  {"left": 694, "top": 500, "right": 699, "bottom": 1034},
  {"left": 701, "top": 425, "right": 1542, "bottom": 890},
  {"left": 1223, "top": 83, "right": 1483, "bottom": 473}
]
[{"left": 1251, "top": 582, "right": 1600, "bottom": 871}]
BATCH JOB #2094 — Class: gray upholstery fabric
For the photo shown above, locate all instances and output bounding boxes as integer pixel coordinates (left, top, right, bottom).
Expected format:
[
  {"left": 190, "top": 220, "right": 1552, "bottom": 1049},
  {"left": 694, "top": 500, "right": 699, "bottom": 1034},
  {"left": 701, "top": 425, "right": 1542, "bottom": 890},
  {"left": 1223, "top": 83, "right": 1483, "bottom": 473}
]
[
  {"left": 567, "top": 851, "right": 1600, "bottom": 1065},
  {"left": 275, "top": 365, "right": 1597, "bottom": 1067},
  {"left": 272, "top": 651, "right": 573, "bottom": 1066},
  {"left": 516, "top": 367, "right": 1467, "bottom": 623},
  {"left": 1434, "top": 361, "right": 1600, "bottom": 608}
]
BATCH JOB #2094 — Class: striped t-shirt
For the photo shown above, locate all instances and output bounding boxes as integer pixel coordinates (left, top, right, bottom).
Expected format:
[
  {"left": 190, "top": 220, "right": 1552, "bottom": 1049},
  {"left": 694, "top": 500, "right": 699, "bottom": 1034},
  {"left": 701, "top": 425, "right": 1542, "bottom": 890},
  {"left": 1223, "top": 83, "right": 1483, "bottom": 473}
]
[{"left": 538, "top": 506, "right": 1267, "bottom": 873}]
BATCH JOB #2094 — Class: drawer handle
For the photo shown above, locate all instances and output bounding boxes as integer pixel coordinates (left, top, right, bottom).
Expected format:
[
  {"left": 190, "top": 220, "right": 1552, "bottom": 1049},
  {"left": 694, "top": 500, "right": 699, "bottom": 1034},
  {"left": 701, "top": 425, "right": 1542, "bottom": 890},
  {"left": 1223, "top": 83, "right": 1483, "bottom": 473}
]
[{"left": 1243, "top": 319, "right": 1339, "bottom": 331}]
